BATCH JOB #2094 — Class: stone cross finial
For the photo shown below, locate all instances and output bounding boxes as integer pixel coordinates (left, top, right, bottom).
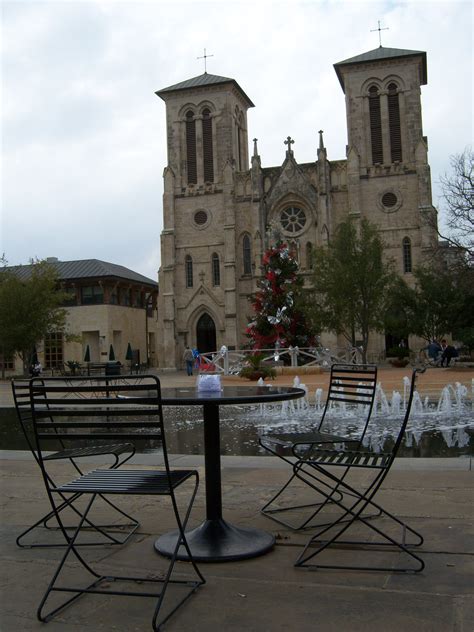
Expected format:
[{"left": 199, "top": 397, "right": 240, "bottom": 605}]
[
  {"left": 318, "top": 130, "right": 324, "bottom": 150},
  {"left": 253, "top": 138, "right": 259, "bottom": 157},
  {"left": 284, "top": 136, "right": 295, "bottom": 155},
  {"left": 370, "top": 20, "right": 389, "bottom": 47},
  {"left": 197, "top": 48, "right": 214, "bottom": 73}
]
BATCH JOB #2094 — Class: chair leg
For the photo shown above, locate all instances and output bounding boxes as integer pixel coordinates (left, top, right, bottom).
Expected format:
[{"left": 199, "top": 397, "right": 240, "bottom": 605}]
[
  {"left": 293, "top": 463, "right": 424, "bottom": 573},
  {"left": 38, "top": 483, "right": 205, "bottom": 630},
  {"left": 260, "top": 444, "right": 345, "bottom": 531},
  {"left": 17, "top": 490, "right": 140, "bottom": 548}
]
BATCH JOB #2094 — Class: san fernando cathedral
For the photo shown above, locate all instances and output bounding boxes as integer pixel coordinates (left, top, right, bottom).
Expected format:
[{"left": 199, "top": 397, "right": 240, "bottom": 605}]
[{"left": 155, "top": 45, "right": 438, "bottom": 369}]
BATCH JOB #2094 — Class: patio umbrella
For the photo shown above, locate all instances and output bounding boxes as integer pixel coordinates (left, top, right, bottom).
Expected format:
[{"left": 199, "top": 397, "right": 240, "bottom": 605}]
[
  {"left": 84, "top": 345, "right": 91, "bottom": 363},
  {"left": 109, "top": 344, "right": 115, "bottom": 361},
  {"left": 125, "top": 343, "right": 133, "bottom": 362}
]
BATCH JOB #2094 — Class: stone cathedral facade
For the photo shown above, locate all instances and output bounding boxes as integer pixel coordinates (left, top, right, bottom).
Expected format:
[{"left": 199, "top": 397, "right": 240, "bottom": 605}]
[{"left": 155, "top": 46, "right": 438, "bottom": 369}]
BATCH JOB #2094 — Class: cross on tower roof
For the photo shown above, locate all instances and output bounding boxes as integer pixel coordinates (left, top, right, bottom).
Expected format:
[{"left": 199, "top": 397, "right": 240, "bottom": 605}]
[
  {"left": 370, "top": 20, "right": 389, "bottom": 47},
  {"left": 284, "top": 136, "right": 295, "bottom": 155},
  {"left": 197, "top": 48, "right": 214, "bottom": 73}
]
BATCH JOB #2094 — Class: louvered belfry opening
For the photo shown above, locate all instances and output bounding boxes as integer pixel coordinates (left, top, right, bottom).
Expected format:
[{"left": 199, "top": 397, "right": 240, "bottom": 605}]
[
  {"left": 388, "top": 83, "right": 402, "bottom": 163},
  {"left": 369, "top": 86, "right": 383, "bottom": 164},
  {"left": 186, "top": 110, "right": 197, "bottom": 184},
  {"left": 202, "top": 109, "right": 214, "bottom": 182}
]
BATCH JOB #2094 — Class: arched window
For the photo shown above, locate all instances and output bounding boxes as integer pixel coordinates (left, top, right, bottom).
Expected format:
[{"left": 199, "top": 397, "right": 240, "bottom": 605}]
[
  {"left": 185, "top": 110, "right": 197, "bottom": 184},
  {"left": 306, "top": 242, "right": 313, "bottom": 269},
  {"left": 236, "top": 110, "right": 245, "bottom": 171},
  {"left": 211, "top": 252, "right": 220, "bottom": 286},
  {"left": 402, "top": 237, "right": 412, "bottom": 273},
  {"left": 289, "top": 240, "right": 299, "bottom": 262},
  {"left": 202, "top": 108, "right": 214, "bottom": 182},
  {"left": 185, "top": 254, "right": 193, "bottom": 287},
  {"left": 243, "top": 235, "right": 252, "bottom": 275},
  {"left": 369, "top": 85, "right": 383, "bottom": 164},
  {"left": 388, "top": 83, "right": 402, "bottom": 162}
]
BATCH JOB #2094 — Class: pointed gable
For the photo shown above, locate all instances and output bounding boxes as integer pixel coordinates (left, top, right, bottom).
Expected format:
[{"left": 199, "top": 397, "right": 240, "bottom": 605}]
[{"left": 264, "top": 154, "right": 318, "bottom": 211}]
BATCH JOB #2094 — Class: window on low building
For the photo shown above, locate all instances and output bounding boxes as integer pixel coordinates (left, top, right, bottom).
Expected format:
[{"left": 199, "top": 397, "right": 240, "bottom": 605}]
[
  {"left": 44, "top": 332, "right": 63, "bottom": 369},
  {"left": 62, "top": 287, "right": 77, "bottom": 306},
  {"left": 81, "top": 285, "right": 104, "bottom": 305}
]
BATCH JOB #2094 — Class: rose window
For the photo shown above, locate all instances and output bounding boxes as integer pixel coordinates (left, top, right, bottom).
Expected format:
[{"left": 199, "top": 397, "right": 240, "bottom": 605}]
[{"left": 280, "top": 207, "right": 306, "bottom": 233}]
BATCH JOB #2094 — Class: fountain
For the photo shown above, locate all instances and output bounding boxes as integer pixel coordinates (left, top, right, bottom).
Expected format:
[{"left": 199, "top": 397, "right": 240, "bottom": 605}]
[{"left": 250, "top": 375, "right": 474, "bottom": 456}]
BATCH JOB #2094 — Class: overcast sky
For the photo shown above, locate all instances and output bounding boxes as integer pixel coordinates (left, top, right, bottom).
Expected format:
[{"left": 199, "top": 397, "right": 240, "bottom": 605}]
[{"left": 2, "top": 0, "right": 472, "bottom": 281}]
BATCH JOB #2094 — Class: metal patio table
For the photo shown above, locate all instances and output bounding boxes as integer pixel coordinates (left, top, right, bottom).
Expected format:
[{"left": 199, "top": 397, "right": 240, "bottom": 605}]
[{"left": 155, "top": 384, "right": 305, "bottom": 562}]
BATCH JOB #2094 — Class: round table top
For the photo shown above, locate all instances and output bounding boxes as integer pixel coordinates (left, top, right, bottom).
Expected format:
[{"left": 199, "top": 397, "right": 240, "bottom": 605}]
[{"left": 160, "top": 385, "right": 305, "bottom": 406}]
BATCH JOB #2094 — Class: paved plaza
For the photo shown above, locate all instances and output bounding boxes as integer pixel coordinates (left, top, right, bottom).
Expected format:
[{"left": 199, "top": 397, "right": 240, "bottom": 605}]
[{"left": 1, "top": 367, "right": 473, "bottom": 631}]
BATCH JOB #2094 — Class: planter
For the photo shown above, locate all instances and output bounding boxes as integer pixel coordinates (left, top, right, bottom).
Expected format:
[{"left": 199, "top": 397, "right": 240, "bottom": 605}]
[
  {"left": 240, "top": 370, "right": 274, "bottom": 381},
  {"left": 389, "top": 358, "right": 410, "bottom": 368}
]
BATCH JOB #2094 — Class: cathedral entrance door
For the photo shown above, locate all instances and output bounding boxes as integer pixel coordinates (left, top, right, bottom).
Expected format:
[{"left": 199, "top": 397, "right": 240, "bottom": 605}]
[{"left": 196, "top": 313, "right": 217, "bottom": 353}]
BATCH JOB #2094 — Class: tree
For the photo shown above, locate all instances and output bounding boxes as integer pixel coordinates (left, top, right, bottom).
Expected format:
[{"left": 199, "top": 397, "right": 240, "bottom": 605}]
[
  {"left": 246, "top": 240, "right": 316, "bottom": 350},
  {"left": 390, "top": 262, "right": 474, "bottom": 350},
  {"left": 437, "top": 148, "right": 473, "bottom": 260},
  {"left": 0, "top": 259, "right": 67, "bottom": 376},
  {"left": 307, "top": 219, "right": 397, "bottom": 363}
]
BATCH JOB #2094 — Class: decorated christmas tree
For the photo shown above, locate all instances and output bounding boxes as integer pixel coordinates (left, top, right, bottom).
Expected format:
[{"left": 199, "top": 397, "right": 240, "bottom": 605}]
[{"left": 246, "top": 239, "right": 316, "bottom": 350}]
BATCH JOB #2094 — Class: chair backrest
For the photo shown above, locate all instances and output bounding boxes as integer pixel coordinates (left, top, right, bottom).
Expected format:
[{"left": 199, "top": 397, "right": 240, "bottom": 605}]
[
  {"left": 29, "top": 375, "right": 168, "bottom": 470},
  {"left": 318, "top": 363, "right": 378, "bottom": 442},
  {"left": 11, "top": 378, "right": 42, "bottom": 460},
  {"left": 386, "top": 368, "right": 422, "bottom": 466}
]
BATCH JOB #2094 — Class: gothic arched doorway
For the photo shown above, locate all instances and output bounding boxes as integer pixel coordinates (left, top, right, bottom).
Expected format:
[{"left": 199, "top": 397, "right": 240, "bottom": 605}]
[{"left": 196, "top": 313, "right": 216, "bottom": 353}]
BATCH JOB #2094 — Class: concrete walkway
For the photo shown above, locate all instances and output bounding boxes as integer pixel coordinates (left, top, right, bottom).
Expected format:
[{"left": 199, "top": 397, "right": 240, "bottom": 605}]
[{"left": 1, "top": 368, "right": 473, "bottom": 630}]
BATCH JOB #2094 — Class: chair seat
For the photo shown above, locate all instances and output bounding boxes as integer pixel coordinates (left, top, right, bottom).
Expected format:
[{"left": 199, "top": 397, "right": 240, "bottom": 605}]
[
  {"left": 262, "top": 431, "right": 358, "bottom": 448},
  {"left": 302, "top": 448, "right": 391, "bottom": 469},
  {"left": 44, "top": 443, "right": 133, "bottom": 461},
  {"left": 54, "top": 468, "right": 196, "bottom": 495}
]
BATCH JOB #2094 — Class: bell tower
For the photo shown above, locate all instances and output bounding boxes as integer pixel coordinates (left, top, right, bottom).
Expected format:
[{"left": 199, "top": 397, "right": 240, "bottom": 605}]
[
  {"left": 333, "top": 47, "right": 437, "bottom": 271},
  {"left": 155, "top": 73, "right": 254, "bottom": 368}
]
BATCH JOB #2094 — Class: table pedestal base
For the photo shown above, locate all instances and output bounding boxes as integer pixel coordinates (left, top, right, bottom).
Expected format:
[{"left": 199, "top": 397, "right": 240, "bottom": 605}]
[{"left": 154, "top": 519, "right": 275, "bottom": 562}]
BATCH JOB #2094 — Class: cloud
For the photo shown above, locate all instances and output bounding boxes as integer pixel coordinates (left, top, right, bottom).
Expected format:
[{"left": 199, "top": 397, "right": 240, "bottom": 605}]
[{"left": 1, "top": 0, "right": 472, "bottom": 276}]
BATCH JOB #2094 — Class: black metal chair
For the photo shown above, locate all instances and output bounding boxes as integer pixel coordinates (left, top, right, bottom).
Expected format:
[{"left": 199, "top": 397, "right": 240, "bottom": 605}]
[
  {"left": 259, "top": 363, "right": 378, "bottom": 530},
  {"left": 293, "top": 368, "right": 424, "bottom": 573},
  {"left": 29, "top": 375, "right": 205, "bottom": 631},
  {"left": 12, "top": 378, "right": 139, "bottom": 548}
]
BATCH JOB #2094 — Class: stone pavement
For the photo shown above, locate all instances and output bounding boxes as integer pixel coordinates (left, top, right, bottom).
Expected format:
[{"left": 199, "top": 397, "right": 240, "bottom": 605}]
[{"left": 1, "top": 368, "right": 473, "bottom": 630}]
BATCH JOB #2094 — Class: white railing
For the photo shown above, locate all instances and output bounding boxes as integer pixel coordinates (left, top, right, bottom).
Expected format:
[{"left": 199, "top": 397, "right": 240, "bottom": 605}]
[{"left": 196, "top": 345, "right": 364, "bottom": 375}]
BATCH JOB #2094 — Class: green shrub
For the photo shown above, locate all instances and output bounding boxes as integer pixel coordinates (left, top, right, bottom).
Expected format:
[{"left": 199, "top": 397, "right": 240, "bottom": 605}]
[{"left": 387, "top": 346, "right": 410, "bottom": 359}]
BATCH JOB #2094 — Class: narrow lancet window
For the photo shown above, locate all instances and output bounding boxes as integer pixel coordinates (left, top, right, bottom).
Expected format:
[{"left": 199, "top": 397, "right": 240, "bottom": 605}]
[
  {"left": 243, "top": 235, "right": 252, "bottom": 275},
  {"left": 402, "top": 237, "right": 412, "bottom": 273},
  {"left": 212, "top": 253, "right": 220, "bottom": 286},
  {"left": 185, "top": 254, "right": 193, "bottom": 287}
]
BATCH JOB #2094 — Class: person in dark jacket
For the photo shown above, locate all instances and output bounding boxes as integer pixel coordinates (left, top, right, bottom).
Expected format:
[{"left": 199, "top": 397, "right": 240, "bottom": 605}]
[{"left": 440, "top": 339, "right": 458, "bottom": 367}]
